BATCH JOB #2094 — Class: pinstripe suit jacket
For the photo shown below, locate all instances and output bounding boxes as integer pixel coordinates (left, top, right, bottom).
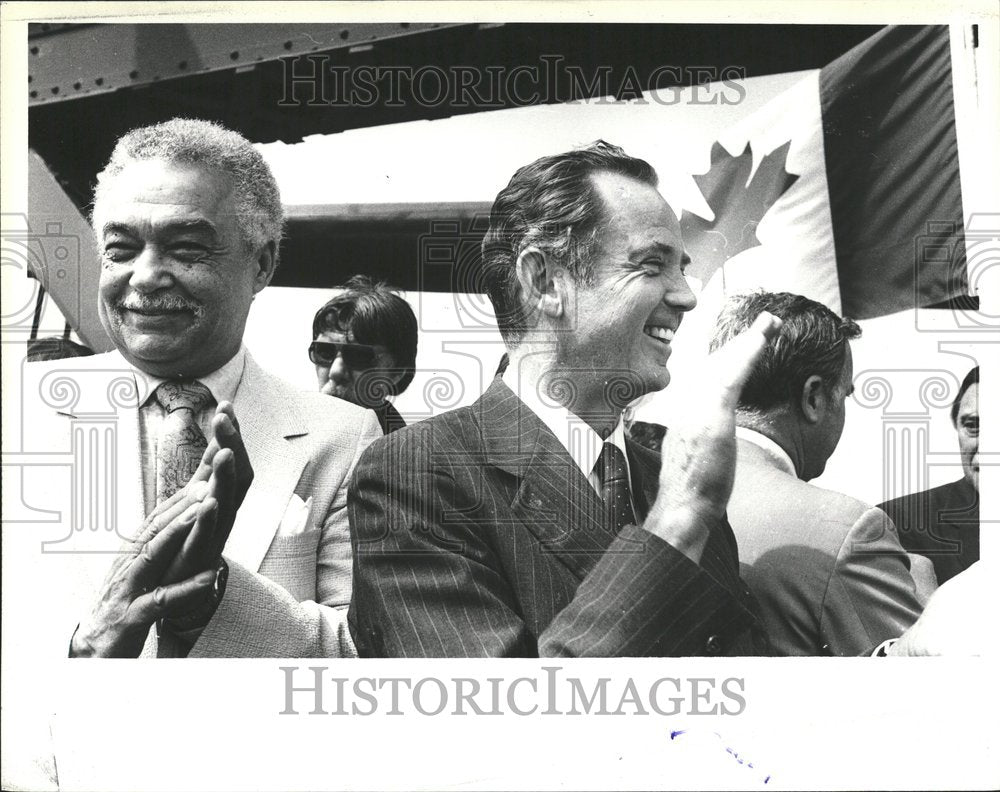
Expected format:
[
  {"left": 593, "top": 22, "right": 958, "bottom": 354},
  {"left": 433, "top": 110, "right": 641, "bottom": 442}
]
[{"left": 348, "top": 378, "right": 767, "bottom": 657}]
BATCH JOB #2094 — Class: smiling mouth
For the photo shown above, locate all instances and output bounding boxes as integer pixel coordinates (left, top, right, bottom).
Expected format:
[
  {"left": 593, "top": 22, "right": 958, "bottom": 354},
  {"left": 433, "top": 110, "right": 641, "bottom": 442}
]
[{"left": 644, "top": 325, "right": 675, "bottom": 344}]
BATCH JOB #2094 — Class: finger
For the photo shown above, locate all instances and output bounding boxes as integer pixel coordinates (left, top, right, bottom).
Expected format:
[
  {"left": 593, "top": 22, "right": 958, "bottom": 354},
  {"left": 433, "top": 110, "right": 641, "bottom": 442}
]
[
  {"left": 710, "top": 312, "right": 783, "bottom": 411},
  {"left": 216, "top": 401, "right": 240, "bottom": 435},
  {"left": 207, "top": 449, "right": 239, "bottom": 553},
  {"left": 161, "top": 497, "right": 219, "bottom": 585},
  {"left": 134, "top": 487, "right": 206, "bottom": 545},
  {"left": 130, "top": 511, "right": 198, "bottom": 591},
  {"left": 190, "top": 438, "right": 222, "bottom": 486},
  {"left": 130, "top": 570, "right": 217, "bottom": 624},
  {"left": 212, "top": 408, "right": 253, "bottom": 490}
]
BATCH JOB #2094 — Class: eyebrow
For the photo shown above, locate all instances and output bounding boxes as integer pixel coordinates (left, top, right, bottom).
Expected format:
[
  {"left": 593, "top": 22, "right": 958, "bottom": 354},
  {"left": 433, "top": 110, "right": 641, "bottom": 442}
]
[{"left": 101, "top": 218, "right": 219, "bottom": 238}]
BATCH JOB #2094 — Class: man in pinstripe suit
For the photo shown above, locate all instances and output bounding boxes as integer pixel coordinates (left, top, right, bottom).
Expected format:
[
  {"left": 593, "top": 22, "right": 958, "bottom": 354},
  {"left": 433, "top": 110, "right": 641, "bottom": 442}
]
[{"left": 348, "top": 141, "right": 779, "bottom": 657}]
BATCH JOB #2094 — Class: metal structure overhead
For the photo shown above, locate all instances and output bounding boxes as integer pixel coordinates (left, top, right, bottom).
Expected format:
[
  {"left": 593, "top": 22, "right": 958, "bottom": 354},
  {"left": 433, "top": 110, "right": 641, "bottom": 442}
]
[{"left": 28, "top": 22, "right": 460, "bottom": 105}]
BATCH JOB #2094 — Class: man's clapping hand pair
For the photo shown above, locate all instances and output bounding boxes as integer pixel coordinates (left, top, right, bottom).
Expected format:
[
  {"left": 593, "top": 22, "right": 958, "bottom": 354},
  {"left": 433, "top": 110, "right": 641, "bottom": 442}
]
[{"left": 70, "top": 402, "right": 253, "bottom": 658}]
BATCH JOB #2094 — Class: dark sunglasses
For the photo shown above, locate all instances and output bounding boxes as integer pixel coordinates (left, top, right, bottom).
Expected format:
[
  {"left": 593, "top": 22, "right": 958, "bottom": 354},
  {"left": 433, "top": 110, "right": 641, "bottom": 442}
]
[{"left": 309, "top": 340, "right": 382, "bottom": 370}]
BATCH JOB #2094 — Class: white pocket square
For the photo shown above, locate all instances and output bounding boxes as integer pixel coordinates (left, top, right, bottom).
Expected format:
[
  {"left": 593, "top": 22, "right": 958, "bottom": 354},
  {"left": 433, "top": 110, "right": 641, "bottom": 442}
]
[{"left": 276, "top": 494, "right": 314, "bottom": 537}]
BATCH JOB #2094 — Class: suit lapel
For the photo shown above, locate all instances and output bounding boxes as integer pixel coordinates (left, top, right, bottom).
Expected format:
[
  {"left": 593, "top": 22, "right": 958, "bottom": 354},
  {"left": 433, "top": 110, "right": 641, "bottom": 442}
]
[
  {"left": 478, "top": 379, "right": 615, "bottom": 581},
  {"left": 118, "top": 361, "right": 148, "bottom": 531},
  {"left": 626, "top": 439, "right": 660, "bottom": 523},
  {"left": 223, "top": 354, "right": 309, "bottom": 572}
]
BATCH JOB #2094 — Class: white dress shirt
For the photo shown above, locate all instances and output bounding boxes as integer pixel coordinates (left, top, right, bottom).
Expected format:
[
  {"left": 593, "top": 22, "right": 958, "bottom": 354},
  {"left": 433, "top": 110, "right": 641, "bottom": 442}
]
[{"left": 503, "top": 365, "right": 631, "bottom": 495}]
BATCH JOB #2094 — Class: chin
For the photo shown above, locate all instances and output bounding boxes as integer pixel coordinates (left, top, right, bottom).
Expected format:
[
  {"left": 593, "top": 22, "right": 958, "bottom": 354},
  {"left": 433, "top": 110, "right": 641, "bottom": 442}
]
[{"left": 641, "top": 366, "right": 670, "bottom": 396}]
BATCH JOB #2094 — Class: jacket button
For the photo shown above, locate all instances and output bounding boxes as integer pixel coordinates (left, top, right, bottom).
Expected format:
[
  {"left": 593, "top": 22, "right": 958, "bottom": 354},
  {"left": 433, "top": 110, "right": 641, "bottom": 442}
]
[{"left": 705, "top": 635, "right": 722, "bottom": 656}]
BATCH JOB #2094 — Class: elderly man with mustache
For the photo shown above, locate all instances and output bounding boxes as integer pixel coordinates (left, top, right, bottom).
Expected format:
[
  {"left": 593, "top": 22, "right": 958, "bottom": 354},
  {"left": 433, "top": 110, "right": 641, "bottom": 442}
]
[{"left": 21, "top": 118, "right": 382, "bottom": 659}]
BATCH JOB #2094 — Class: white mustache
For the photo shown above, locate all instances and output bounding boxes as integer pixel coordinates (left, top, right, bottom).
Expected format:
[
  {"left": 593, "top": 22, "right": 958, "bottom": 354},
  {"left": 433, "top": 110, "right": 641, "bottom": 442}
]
[{"left": 118, "top": 295, "right": 203, "bottom": 316}]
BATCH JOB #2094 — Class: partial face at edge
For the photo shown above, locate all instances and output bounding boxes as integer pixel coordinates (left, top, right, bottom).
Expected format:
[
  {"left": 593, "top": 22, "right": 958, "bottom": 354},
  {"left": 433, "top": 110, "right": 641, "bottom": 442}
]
[{"left": 956, "top": 383, "right": 979, "bottom": 491}]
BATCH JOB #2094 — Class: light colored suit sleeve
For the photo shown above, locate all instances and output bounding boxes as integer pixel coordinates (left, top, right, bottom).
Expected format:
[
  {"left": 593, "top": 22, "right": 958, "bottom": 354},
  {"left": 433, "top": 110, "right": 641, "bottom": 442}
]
[
  {"left": 188, "top": 413, "right": 382, "bottom": 658},
  {"left": 819, "top": 507, "right": 927, "bottom": 655}
]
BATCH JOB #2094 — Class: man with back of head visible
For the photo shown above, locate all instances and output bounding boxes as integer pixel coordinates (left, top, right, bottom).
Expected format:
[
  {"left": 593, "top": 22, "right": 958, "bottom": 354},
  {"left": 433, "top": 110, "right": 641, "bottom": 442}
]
[
  {"left": 21, "top": 118, "right": 382, "bottom": 658},
  {"left": 348, "top": 140, "right": 783, "bottom": 657},
  {"left": 710, "top": 291, "right": 929, "bottom": 656},
  {"left": 878, "top": 366, "right": 980, "bottom": 585}
]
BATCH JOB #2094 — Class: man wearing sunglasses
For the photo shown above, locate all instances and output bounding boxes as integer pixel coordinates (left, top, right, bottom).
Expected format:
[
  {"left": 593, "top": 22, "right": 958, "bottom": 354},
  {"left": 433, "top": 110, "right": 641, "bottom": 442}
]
[{"left": 311, "top": 276, "right": 418, "bottom": 434}]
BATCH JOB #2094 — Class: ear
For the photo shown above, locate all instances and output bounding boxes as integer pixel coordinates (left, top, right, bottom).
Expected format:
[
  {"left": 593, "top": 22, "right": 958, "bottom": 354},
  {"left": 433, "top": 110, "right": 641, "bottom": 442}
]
[
  {"left": 381, "top": 353, "right": 405, "bottom": 390},
  {"left": 515, "top": 246, "right": 567, "bottom": 325},
  {"left": 252, "top": 240, "right": 277, "bottom": 293},
  {"left": 800, "top": 375, "right": 827, "bottom": 424}
]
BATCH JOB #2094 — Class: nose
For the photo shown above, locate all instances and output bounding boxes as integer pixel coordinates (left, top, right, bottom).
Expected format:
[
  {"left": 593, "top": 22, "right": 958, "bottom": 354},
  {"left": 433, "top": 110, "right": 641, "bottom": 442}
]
[
  {"left": 665, "top": 270, "right": 698, "bottom": 313},
  {"left": 329, "top": 353, "right": 351, "bottom": 385},
  {"left": 127, "top": 247, "right": 173, "bottom": 293}
]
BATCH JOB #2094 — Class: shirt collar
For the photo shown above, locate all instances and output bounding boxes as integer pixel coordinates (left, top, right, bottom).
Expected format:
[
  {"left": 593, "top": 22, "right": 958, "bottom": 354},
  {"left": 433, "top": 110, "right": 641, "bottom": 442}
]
[
  {"left": 136, "top": 345, "right": 247, "bottom": 407},
  {"left": 504, "top": 366, "right": 627, "bottom": 481},
  {"left": 736, "top": 426, "right": 796, "bottom": 477}
]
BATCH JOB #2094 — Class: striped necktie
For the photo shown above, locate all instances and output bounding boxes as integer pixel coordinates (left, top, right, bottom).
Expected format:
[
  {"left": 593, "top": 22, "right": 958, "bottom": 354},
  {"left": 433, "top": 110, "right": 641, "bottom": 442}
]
[{"left": 595, "top": 441, "right": 636, "bottom": 535}]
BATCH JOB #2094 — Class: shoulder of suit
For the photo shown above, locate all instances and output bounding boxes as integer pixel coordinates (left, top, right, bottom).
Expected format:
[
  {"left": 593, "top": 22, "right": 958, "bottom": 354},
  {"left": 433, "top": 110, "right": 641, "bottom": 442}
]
[
  {"left": 878, "top": 479, "right": 967, "bottom": 513},
  {"left": 246, "top": 358, "right": 379, "bottom": 440},
  {"left": 358, "top": 400, "right": 485, "bottom": 464},
  {"left": 737, "top": 446, "right": 873, "bottom": 524},
  {"left": 802, "top": 479, "right": 877, "bottom": 526}
]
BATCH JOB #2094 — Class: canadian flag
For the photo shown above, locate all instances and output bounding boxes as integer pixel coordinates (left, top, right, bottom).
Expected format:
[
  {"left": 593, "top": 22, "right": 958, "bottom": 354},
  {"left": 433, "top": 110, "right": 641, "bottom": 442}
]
[{"left": 677, "top": 25, "right": 969, "bottom": 325}]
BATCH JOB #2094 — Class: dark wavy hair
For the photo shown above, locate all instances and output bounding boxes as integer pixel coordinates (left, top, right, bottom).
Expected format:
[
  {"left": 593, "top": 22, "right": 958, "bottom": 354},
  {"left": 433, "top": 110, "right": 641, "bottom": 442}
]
[
  {"left": 709, "top": 291, "right": 861, "bottom": 413},
  {"left": 312, "top": 275, "right": 418, "bottom": 396},
  {"left": 951, "top": 366, "right": 979, "bottom": 426},
  {"left": 481, "top": 140, "right": 658, "bottom": 347}
]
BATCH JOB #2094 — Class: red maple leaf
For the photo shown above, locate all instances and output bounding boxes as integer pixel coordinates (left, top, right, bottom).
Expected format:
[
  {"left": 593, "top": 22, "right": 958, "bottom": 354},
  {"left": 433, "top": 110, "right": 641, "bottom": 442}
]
[{"left": 680, "top": 141, "right": 799, "bottom": 285}]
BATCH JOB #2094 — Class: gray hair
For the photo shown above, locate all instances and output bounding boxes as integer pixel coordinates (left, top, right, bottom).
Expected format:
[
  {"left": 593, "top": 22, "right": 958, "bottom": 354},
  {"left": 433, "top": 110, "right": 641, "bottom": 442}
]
[{"left": 92, "top": 118, "right": 283, "bottom": 261}]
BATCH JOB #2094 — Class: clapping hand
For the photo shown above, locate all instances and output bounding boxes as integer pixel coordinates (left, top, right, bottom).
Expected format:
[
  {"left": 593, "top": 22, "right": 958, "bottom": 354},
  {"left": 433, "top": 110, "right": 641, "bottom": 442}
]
[
  {"left": 70, "top": 402, "right": 254, "bottom": 657},
  {"left": 161, "top": 402, "right": 254, "bottom": 585}
]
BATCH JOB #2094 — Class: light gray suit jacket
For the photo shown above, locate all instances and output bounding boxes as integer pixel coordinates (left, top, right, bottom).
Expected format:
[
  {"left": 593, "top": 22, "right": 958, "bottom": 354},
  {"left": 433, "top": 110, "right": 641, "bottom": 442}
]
[
  {"left": 10, "top": 349, "right": 381, "bottom": 658},
  {"left": 727, "top": 436, "right": 928, "bottom": 656}
]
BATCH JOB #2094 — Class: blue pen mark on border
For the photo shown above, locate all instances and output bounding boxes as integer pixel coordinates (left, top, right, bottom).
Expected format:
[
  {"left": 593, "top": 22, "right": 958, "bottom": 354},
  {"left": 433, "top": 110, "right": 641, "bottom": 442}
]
[{"left": 670, "top": 728, "right": 771, "bottom": 784}]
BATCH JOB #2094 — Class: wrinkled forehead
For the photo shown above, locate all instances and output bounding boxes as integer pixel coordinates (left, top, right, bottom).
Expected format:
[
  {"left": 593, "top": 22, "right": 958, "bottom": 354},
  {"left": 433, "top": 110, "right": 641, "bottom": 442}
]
[
  {"left": 94, "top": 159, "right": 236, "bottom": 232},
  {"left": 590, "top": 172, "right": 688, "bottom": 261}
]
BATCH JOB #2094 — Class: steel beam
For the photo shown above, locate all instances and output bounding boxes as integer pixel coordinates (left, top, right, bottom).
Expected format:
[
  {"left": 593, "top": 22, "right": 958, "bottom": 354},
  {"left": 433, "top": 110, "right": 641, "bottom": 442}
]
[{"left": 28, "top": 22, "right": 463, "bottom": 106}]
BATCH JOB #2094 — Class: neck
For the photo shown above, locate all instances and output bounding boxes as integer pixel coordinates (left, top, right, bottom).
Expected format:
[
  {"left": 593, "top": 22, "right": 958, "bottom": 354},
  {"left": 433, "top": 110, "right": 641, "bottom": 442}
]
[
  {"left": 508, "top": 345, "right": 624, "bottom": 437},
  {"left": 736, "top": 411, "right": 807, "bottom": 480},
  {"left": 122, "top": 343, "right": 241, "bottom": 381}
]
